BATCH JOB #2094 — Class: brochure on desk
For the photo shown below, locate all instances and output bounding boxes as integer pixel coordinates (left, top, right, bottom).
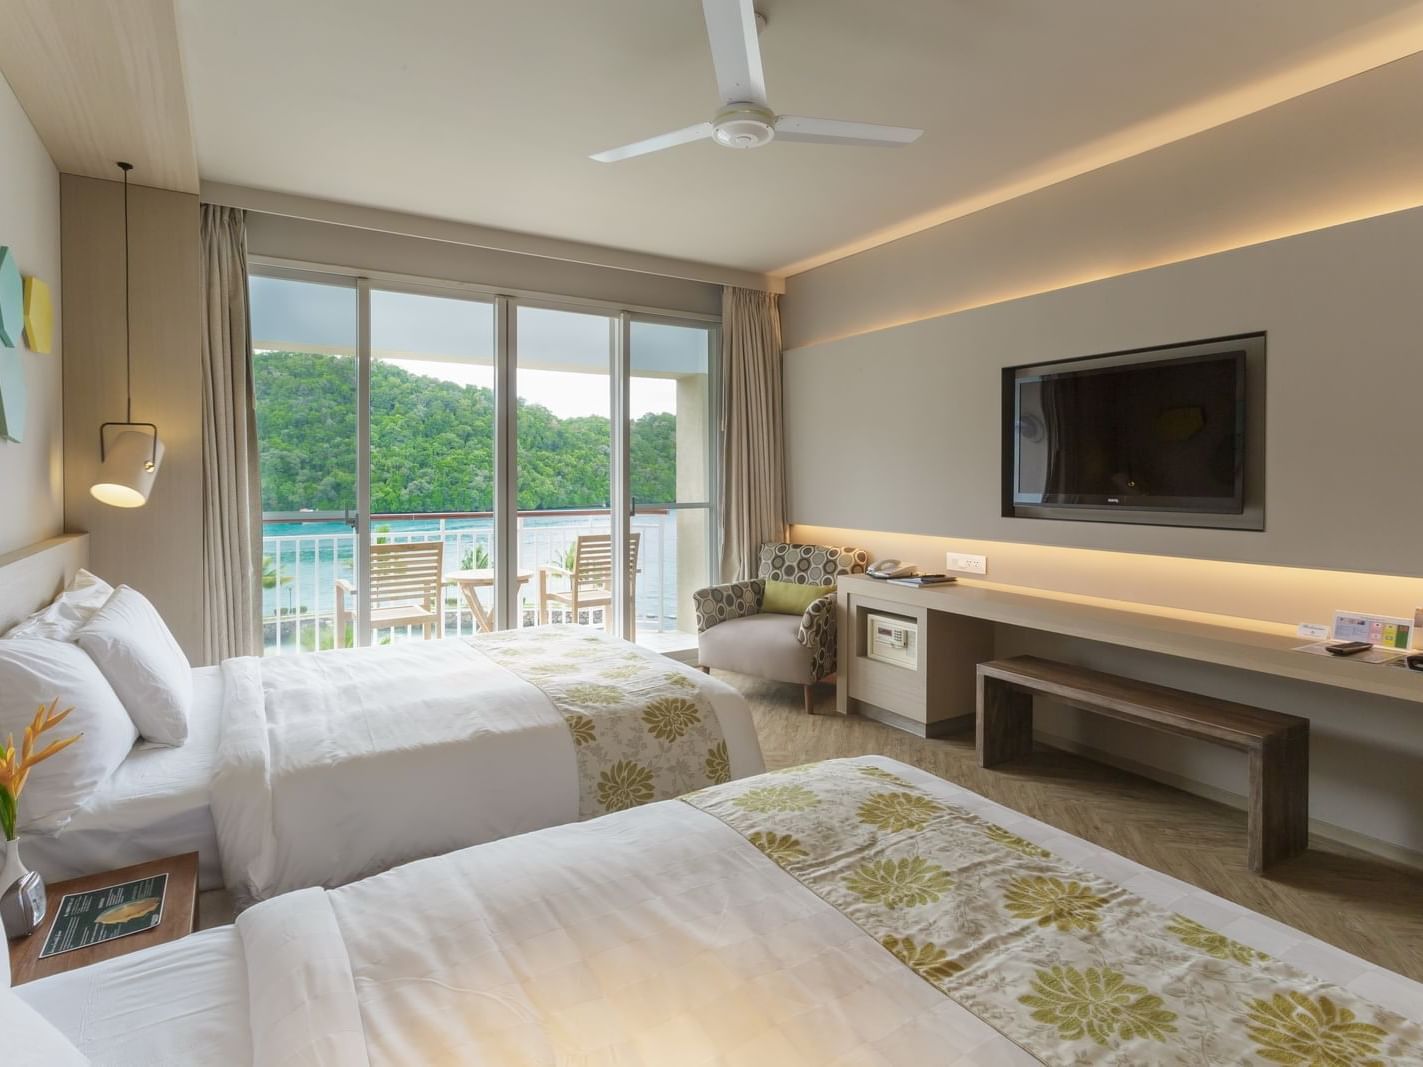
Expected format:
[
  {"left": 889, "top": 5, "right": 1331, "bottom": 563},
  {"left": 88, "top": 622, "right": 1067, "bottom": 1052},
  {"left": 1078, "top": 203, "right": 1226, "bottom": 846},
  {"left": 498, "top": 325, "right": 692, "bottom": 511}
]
[{"left": 38, "top": 872, "right": 168, "bottom": 959}]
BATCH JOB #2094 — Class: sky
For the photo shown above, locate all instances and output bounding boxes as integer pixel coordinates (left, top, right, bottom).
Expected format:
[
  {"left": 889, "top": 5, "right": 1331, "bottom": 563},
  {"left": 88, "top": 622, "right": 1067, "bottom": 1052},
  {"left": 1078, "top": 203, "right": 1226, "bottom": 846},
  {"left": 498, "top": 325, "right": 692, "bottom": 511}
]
[{"left": 250, "top": 275, "right": 708, "bottom": 420}]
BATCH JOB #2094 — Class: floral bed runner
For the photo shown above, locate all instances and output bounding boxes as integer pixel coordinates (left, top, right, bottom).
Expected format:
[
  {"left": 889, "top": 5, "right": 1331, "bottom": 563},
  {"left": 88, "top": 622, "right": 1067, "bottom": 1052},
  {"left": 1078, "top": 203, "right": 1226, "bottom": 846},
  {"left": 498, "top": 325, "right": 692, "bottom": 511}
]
[
  {"left": 683, "top": 758, "right": 1423, "bottom": 1066},
  {"left": 471, "top": 628, "right": 731, "bottom": 817}
]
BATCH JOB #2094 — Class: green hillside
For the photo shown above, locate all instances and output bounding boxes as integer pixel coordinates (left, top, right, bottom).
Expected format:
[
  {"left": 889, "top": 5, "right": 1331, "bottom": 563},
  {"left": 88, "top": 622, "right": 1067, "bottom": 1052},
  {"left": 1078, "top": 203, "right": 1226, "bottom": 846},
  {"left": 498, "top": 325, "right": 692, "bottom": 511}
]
[{"left": 254, "top": 351, "right": 678, "bottom": 514}]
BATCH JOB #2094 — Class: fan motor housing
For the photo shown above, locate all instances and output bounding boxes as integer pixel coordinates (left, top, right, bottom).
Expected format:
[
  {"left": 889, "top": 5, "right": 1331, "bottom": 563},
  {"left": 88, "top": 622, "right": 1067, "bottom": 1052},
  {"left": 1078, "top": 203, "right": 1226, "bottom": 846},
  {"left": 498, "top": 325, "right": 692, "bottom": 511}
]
[{"left": 712, "top": 104, "right": 776, "bottom": 149}]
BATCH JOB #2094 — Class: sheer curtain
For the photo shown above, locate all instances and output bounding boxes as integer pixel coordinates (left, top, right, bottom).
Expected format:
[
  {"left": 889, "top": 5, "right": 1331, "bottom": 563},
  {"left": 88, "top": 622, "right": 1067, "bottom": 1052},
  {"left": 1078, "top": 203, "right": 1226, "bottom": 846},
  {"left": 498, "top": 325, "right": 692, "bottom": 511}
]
[
  {"left": 199, "top": 205, "right": 262, "bottom": 662},
  {"left": 718, "top": 286, "right": 788, "bottom": 580}
]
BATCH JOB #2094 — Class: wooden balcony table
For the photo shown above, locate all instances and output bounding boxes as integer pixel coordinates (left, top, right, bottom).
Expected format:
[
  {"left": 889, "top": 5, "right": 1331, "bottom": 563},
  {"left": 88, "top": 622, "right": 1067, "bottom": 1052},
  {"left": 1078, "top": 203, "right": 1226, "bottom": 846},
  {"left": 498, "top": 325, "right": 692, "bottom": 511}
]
[{"left": 447, "top": 568, "right": 533, "bottom": 632}]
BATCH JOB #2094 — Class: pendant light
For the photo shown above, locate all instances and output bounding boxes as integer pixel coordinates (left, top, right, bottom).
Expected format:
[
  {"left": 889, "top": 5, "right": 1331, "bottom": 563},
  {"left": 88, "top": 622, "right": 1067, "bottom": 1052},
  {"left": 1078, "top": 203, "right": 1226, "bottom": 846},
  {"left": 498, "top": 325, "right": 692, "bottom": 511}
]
[{"left": 91, "top": 161, "right": 163, "bottom": 508}]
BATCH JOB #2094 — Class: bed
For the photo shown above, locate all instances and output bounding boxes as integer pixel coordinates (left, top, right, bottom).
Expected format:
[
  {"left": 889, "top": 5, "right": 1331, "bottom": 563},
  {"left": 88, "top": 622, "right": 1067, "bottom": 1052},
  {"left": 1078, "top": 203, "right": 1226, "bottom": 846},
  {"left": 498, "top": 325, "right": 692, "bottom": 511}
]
[
  {"left": 13, "top": 757, "right": 1423, "bottom": 1066},
  {"left": 2, "top": 537, "right": 765, "bottom": 904},
  {"left": 22, "top": 664, "right": 225, "bottom": 889}
]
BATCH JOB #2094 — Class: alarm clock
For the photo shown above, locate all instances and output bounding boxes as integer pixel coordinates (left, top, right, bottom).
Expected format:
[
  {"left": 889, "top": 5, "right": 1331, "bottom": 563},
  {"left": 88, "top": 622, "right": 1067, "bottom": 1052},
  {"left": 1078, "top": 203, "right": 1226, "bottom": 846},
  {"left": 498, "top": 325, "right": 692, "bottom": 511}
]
[{"left": 1, "top": 869, "right": 46, "bottom": 938}]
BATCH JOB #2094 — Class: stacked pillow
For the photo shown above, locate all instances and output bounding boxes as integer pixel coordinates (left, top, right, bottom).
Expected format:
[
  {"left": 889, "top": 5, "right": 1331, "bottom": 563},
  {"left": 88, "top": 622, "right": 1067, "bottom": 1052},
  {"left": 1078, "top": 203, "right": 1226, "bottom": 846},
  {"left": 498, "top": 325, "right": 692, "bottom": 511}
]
[
  {"left": 74, "top": 586, "right": 192, "bottom": 747},
  {"left": 0, "top": 640, "right": 138, "bottom": 833},
  {"left": 4, "top": 568, "right": 112, "bottom": 641},
  {"left": 0, "top": 573, "right": 192, "bottom": 836}
]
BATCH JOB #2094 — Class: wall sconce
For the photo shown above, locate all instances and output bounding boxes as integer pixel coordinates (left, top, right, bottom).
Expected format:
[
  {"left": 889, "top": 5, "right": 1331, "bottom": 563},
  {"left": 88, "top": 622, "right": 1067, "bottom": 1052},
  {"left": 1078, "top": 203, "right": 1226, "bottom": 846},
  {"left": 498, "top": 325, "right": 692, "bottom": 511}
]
[{"left": 90, "top": 161, "right": 163, "bottom": 508}]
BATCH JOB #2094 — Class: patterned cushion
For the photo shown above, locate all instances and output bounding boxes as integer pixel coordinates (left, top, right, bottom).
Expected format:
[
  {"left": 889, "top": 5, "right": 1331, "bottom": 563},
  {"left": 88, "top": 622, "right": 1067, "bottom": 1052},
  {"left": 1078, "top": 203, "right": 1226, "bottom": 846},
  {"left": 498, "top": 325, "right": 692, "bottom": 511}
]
[
  {"left": 757, "top": 543, "right": 869, "bottom": 585},
  {"left": 693, "top": 579, "right": 763, "bottom": 632}
]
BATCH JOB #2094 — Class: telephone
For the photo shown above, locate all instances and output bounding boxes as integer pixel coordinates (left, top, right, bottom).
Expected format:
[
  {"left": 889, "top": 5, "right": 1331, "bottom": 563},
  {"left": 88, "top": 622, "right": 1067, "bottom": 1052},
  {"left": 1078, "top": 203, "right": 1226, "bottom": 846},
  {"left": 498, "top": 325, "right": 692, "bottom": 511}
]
[{"left": 867, "top": 559, "right": 916, "bottom": 580}]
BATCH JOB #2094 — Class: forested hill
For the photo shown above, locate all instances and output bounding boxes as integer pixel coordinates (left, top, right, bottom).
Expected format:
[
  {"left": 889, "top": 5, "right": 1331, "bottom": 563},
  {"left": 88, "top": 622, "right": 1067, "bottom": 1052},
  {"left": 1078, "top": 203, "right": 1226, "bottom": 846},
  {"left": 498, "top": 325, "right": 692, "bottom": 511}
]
[{"left": 254, "top": 351, "right": 678, "bottom": 514}]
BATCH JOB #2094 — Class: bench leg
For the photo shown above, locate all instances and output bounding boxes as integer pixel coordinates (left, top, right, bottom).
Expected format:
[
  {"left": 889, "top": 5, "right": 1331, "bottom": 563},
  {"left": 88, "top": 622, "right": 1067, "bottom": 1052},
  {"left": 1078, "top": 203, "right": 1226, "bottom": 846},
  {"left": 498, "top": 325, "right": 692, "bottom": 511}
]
[
  {"left": 1248, "top": 726, "right": 1309, "bottom": 873},
  {"left": 977, "top": 675, "right": 1035, "bottom": 768}
]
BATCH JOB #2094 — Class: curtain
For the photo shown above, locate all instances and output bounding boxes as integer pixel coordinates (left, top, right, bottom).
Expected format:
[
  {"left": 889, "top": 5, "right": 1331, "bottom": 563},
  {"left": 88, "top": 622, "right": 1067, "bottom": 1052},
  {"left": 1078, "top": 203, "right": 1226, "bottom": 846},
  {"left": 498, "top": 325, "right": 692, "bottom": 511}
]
[
  {"left": 199, "top": 205, "right": 262, "bottom": 663},
  {"left": 718, "top": 286, "right": 788, "bottom": 580}
]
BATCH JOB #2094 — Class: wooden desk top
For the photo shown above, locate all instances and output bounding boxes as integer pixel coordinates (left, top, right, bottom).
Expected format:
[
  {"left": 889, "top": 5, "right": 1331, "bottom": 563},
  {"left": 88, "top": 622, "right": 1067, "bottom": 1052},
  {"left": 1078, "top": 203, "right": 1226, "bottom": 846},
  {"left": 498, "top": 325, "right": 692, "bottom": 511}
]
[
  {"left": 8, "top": 852, "right": 199, "bottom": 985},
  {"left": 838, "top": 574, "right": 1423, "bottom": 706}
]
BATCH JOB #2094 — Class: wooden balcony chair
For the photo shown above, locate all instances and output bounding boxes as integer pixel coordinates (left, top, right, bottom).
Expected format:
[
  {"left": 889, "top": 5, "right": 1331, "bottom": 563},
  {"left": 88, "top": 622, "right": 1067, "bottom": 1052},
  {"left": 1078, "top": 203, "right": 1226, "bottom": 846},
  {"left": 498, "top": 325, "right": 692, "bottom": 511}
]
[
  {"left": 335, "top": 541, "right": 445, "bottom": 647},
  {"left": 537, "top": 533, "right": 641, "bottom": 633}
]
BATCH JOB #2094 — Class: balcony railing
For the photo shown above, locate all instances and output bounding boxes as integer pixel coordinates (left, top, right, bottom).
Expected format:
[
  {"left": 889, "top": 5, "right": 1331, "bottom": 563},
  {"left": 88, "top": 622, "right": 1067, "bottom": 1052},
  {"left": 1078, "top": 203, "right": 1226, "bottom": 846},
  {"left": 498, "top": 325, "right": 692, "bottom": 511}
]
[{"left": 261, "top": 509, "right": 684, "bottom": 656}]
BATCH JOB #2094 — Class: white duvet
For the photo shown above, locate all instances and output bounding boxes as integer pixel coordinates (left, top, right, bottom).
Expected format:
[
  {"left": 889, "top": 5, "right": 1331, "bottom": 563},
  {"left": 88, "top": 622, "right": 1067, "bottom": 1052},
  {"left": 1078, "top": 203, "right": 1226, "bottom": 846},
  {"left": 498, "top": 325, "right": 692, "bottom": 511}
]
[
  {"left": 22, "top": 758, "right": 1423, "bottom": 1066},
  {"left": 183, "top": 758, "right": 1423, "bottom": 1064},
  {"left": 211, "top": 633, "right": 763, "bottom": 904}
]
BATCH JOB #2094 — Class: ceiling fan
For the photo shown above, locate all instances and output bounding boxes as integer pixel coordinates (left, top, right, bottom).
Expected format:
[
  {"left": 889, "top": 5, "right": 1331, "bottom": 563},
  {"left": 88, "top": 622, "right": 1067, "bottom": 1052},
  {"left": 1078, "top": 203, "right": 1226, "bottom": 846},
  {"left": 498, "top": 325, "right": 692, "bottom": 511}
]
[{"left": 591, "top": 0, "right": 923, "bottom": 163}]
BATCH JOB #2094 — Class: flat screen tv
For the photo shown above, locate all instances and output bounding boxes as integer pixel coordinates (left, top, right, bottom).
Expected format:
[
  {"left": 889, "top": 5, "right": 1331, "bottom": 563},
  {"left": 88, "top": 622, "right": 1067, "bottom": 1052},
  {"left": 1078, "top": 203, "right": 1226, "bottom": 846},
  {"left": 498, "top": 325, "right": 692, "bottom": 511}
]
[{"left": 1003, "top": 334, "right": 1265, "bottom": 530}]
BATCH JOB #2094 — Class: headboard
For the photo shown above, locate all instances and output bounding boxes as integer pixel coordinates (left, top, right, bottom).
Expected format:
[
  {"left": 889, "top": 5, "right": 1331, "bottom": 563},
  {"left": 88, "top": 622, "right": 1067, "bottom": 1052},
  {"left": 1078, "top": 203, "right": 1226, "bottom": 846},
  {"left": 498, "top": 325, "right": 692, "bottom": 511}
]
[{"left": 0, "top": 534, "right": 90, "bottom": 633}]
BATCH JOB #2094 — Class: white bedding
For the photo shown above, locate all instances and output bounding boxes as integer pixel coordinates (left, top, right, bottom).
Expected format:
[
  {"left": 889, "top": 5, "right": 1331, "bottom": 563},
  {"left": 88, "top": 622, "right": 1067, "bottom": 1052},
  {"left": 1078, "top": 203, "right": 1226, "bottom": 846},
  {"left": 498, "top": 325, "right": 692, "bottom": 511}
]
[
  {"left": 22, "top": 665, "right": 224, "bottom": 889},
  {"left": 212, "top": 632, "right": 763, "bottom": 903},
  {"left": 17, "top": 928, "right": 251, "bottom": 1066},
  {"left": 22, "top": 757, "right": 1423, "bottom": 1066},
  {"left": 27, "top": 633, "right": 761, "bottom": 902}
]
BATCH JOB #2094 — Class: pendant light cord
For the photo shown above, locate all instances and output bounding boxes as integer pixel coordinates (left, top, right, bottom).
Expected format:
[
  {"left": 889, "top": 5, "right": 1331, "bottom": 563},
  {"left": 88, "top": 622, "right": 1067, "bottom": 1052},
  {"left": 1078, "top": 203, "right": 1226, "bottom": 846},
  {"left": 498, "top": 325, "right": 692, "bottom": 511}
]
[{"left": 119, "top": 161, "right": 133, "bottom": 423}]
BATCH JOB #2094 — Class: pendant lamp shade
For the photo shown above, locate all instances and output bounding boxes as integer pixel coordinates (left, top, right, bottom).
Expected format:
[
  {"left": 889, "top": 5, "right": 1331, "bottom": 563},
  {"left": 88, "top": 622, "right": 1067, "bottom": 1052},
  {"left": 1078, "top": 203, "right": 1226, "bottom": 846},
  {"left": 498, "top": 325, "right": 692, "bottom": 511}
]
[
  {"left": 91, "top": 427, "right": 164, "bottom": 508},
  {"left": 91, "top": 160, "right": 163, "bottom": 508}
]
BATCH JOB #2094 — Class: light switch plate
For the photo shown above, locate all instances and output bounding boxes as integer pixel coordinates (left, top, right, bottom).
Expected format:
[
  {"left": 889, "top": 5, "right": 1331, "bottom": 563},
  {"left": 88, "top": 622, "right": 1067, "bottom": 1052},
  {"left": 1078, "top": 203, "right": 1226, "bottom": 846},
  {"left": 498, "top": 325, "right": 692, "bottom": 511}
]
[{"left": 946, "top": 552, "right": 987, "bottom": 575}]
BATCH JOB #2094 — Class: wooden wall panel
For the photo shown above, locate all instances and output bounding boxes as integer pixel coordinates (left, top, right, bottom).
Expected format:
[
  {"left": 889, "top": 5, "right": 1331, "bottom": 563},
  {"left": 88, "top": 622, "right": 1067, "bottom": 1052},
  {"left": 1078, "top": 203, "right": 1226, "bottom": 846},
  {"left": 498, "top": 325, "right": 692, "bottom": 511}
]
[{"left": 61, "top": 174, "right": 203, "bottom": 660}]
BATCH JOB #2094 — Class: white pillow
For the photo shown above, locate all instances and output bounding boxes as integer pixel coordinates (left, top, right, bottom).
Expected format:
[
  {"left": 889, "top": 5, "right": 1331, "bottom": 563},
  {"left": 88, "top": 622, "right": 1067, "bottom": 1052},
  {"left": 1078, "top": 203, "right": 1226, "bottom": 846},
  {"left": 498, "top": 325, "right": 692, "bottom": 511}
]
[
  {"left": 0, "top": 640, "right": 137, "bottom": 833},
  {"left": 0, "top": 989, "right": 90, "bottom": 1064},
  {"left": 75, "top": 587, "right": 192, "bottom": 746},
  {"left": 3, "top": 569, "right": 113, "bottom": 641}
]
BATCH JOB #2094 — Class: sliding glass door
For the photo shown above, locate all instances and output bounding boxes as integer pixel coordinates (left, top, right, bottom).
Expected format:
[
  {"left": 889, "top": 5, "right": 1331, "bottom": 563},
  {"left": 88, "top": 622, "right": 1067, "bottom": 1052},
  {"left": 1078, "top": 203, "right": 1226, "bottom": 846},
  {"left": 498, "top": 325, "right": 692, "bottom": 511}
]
[
  {"left": 514, "top": 305, "right": 614, "bottom": 631},
  {"left": 628, "top": 319, "right": 715, "bottom": 652},
  {"left": 250, "top": 265, "right": 717, "bottom": 658},
  {"left": 250, "top": 271, "right": 359, "bottom": 655},
  {"left": 367, "top": 287, "right": 497, "bottom": 644}
]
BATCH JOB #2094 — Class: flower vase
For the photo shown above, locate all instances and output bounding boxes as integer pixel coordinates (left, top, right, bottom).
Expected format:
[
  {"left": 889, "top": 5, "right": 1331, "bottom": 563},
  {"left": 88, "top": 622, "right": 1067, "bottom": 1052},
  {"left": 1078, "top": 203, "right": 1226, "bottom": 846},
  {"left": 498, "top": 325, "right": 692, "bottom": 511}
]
[{"left": 1, "top": 834, "right": 32, "bottom": 895}]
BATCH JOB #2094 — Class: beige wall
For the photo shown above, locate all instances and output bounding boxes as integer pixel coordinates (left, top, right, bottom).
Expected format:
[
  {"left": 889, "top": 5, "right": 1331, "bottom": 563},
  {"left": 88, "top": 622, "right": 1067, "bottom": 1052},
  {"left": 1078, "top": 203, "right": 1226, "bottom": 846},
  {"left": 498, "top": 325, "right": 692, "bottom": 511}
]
[
  {"left": 0, "top": 72, "right": 62, "bottom": 556},
  {"left": 786, "top": 206, "right": 1423, "bottom": 584},
  {"left": 61, "top": 175, "right": 204, "bottom": 661},
  {"left": 247, "top": 213, "right": 721, "bottom": 318},
  {"left": 780, "top": 67, "right": 1423, "bottom": 861}
]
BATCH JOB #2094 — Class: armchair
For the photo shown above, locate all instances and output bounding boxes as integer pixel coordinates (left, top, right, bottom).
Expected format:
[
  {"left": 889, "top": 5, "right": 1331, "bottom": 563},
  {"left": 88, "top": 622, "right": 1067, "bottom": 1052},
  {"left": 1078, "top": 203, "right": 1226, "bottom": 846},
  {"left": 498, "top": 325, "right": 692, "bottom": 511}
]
[{"left": 693, "top": 543, "right": 869, "bottom": 713}]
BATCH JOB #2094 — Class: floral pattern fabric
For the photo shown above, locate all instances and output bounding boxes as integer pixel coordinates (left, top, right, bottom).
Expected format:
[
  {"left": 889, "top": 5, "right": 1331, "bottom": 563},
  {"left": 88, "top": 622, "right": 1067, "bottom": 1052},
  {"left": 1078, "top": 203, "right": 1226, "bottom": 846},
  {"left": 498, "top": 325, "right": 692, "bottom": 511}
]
[
  {"left": 471, "top": 628, "right": 729, "bottom": 818},
  {"left": 682, "top": 758, "right": 1423, "bottom": 1066}
]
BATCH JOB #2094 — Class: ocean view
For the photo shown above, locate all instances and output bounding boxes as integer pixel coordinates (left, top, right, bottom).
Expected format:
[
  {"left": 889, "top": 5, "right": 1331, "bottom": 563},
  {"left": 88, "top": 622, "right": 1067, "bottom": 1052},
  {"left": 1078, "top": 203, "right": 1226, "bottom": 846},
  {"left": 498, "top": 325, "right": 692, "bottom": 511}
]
[{"left": 261, "top": 511, "right": 680, "bottom": 634}]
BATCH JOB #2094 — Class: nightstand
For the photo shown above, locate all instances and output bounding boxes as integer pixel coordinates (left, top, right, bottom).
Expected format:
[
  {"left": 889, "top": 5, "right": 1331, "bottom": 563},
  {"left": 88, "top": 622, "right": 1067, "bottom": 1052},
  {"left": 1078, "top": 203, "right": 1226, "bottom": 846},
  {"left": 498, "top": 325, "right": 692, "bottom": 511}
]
[{"left": 8, "top": 851, "right": 199, "bottom": 985}]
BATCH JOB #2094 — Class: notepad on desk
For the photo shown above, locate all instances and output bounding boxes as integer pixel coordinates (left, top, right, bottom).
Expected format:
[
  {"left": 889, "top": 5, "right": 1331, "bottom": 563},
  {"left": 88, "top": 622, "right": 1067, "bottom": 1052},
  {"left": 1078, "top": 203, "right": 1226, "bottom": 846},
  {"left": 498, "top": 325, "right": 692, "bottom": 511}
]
[{"left": 887, "top": 574, "right": 957, "bottom": 587}]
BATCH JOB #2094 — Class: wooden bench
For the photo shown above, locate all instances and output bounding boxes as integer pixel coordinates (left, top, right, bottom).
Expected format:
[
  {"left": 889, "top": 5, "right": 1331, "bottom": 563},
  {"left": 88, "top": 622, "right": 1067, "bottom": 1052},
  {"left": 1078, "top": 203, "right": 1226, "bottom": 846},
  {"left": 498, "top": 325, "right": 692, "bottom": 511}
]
[{"left": 976, "top": 656, "right": 1309, "bottom": 872}]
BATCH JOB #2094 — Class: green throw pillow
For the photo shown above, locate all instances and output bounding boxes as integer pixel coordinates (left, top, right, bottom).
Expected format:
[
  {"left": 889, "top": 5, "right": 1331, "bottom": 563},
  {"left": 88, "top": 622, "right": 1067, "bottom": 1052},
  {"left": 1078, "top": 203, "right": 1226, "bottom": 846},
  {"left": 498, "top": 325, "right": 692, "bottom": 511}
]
[{"left": 763, "top": 579, "right": 833, "bottom": 615}]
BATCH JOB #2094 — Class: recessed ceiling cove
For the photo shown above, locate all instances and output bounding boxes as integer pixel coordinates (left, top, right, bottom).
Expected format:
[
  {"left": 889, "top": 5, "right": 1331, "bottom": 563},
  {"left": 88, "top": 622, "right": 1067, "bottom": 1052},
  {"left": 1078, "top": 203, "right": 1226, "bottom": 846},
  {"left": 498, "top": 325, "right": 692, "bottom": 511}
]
[{"left": 176, "top": 0, "right": 1423, "bottom": 275}]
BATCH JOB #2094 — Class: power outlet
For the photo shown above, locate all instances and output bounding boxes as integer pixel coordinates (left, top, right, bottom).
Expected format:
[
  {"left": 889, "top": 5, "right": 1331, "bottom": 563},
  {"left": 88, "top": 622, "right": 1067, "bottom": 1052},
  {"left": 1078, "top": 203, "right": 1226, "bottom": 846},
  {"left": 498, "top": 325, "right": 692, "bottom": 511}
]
[{"left": 946, "top": 552, "right": 987, "bottom": 575}]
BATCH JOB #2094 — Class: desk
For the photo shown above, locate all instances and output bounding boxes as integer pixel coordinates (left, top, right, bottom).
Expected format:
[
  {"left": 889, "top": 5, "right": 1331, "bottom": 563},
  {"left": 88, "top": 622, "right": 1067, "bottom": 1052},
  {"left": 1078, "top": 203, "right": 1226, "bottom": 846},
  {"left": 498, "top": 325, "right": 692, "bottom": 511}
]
[
  {"left": 835, "top": 574, "right": 1423, "bottom": 735},
  {"left": 447, "top": 568, "right": 532, "bottom": 632}
]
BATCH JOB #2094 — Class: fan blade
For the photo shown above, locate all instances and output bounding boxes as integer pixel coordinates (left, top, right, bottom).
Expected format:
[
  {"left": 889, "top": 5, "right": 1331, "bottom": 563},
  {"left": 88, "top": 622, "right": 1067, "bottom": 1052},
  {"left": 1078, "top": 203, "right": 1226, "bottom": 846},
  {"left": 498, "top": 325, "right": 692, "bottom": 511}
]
[
  {"left": 774, "top": 115, "right": 922, "bottom": 148},
  {"left": 590, "top": 122, "right": 715, "bottom": 163},
  {"left": 702, "top": 0, "right": 767, "bottom": 107}
]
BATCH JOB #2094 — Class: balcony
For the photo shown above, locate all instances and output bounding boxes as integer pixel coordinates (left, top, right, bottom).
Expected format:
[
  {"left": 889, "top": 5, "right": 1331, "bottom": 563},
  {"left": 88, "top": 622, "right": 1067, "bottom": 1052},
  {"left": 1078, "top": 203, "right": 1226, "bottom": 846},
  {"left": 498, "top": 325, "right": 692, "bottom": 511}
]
[{"left": 261, "top": 509, "right": 698, "bottom": 656}]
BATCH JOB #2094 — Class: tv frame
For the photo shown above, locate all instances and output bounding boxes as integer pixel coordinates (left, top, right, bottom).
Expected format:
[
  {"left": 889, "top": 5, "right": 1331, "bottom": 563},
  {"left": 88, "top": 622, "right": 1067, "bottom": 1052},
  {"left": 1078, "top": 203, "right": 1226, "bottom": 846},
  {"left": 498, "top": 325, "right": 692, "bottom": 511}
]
[{"left": 1001, "top": 333, "right": 1266, "bottom": 531}]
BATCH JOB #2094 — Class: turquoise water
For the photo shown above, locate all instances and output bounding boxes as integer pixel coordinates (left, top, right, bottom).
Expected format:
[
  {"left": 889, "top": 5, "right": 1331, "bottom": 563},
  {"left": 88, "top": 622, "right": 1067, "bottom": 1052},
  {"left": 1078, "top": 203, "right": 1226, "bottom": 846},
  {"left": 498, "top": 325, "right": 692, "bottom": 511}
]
[{"left": 261, "top": 513, "right": 677, "bottom": 624}]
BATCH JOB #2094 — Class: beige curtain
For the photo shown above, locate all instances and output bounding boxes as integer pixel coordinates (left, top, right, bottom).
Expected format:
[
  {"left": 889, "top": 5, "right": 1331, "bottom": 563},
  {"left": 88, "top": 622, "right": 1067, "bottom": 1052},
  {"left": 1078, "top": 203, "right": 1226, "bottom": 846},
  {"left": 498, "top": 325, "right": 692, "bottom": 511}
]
[
  {"left": 718, "top": 286, "right": 788, "bottom": 580},
  {"left": 199, "top": 206, "right": 262, "bottom": 663}
]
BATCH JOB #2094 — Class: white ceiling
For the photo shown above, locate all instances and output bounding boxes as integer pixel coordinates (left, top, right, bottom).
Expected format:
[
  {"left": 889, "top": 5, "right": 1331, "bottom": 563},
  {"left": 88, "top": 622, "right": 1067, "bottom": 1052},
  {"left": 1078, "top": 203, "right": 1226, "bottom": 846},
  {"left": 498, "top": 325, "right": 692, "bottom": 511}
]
[{"left": 175, "top": 0, "right": 1423, "bottom": 276}]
